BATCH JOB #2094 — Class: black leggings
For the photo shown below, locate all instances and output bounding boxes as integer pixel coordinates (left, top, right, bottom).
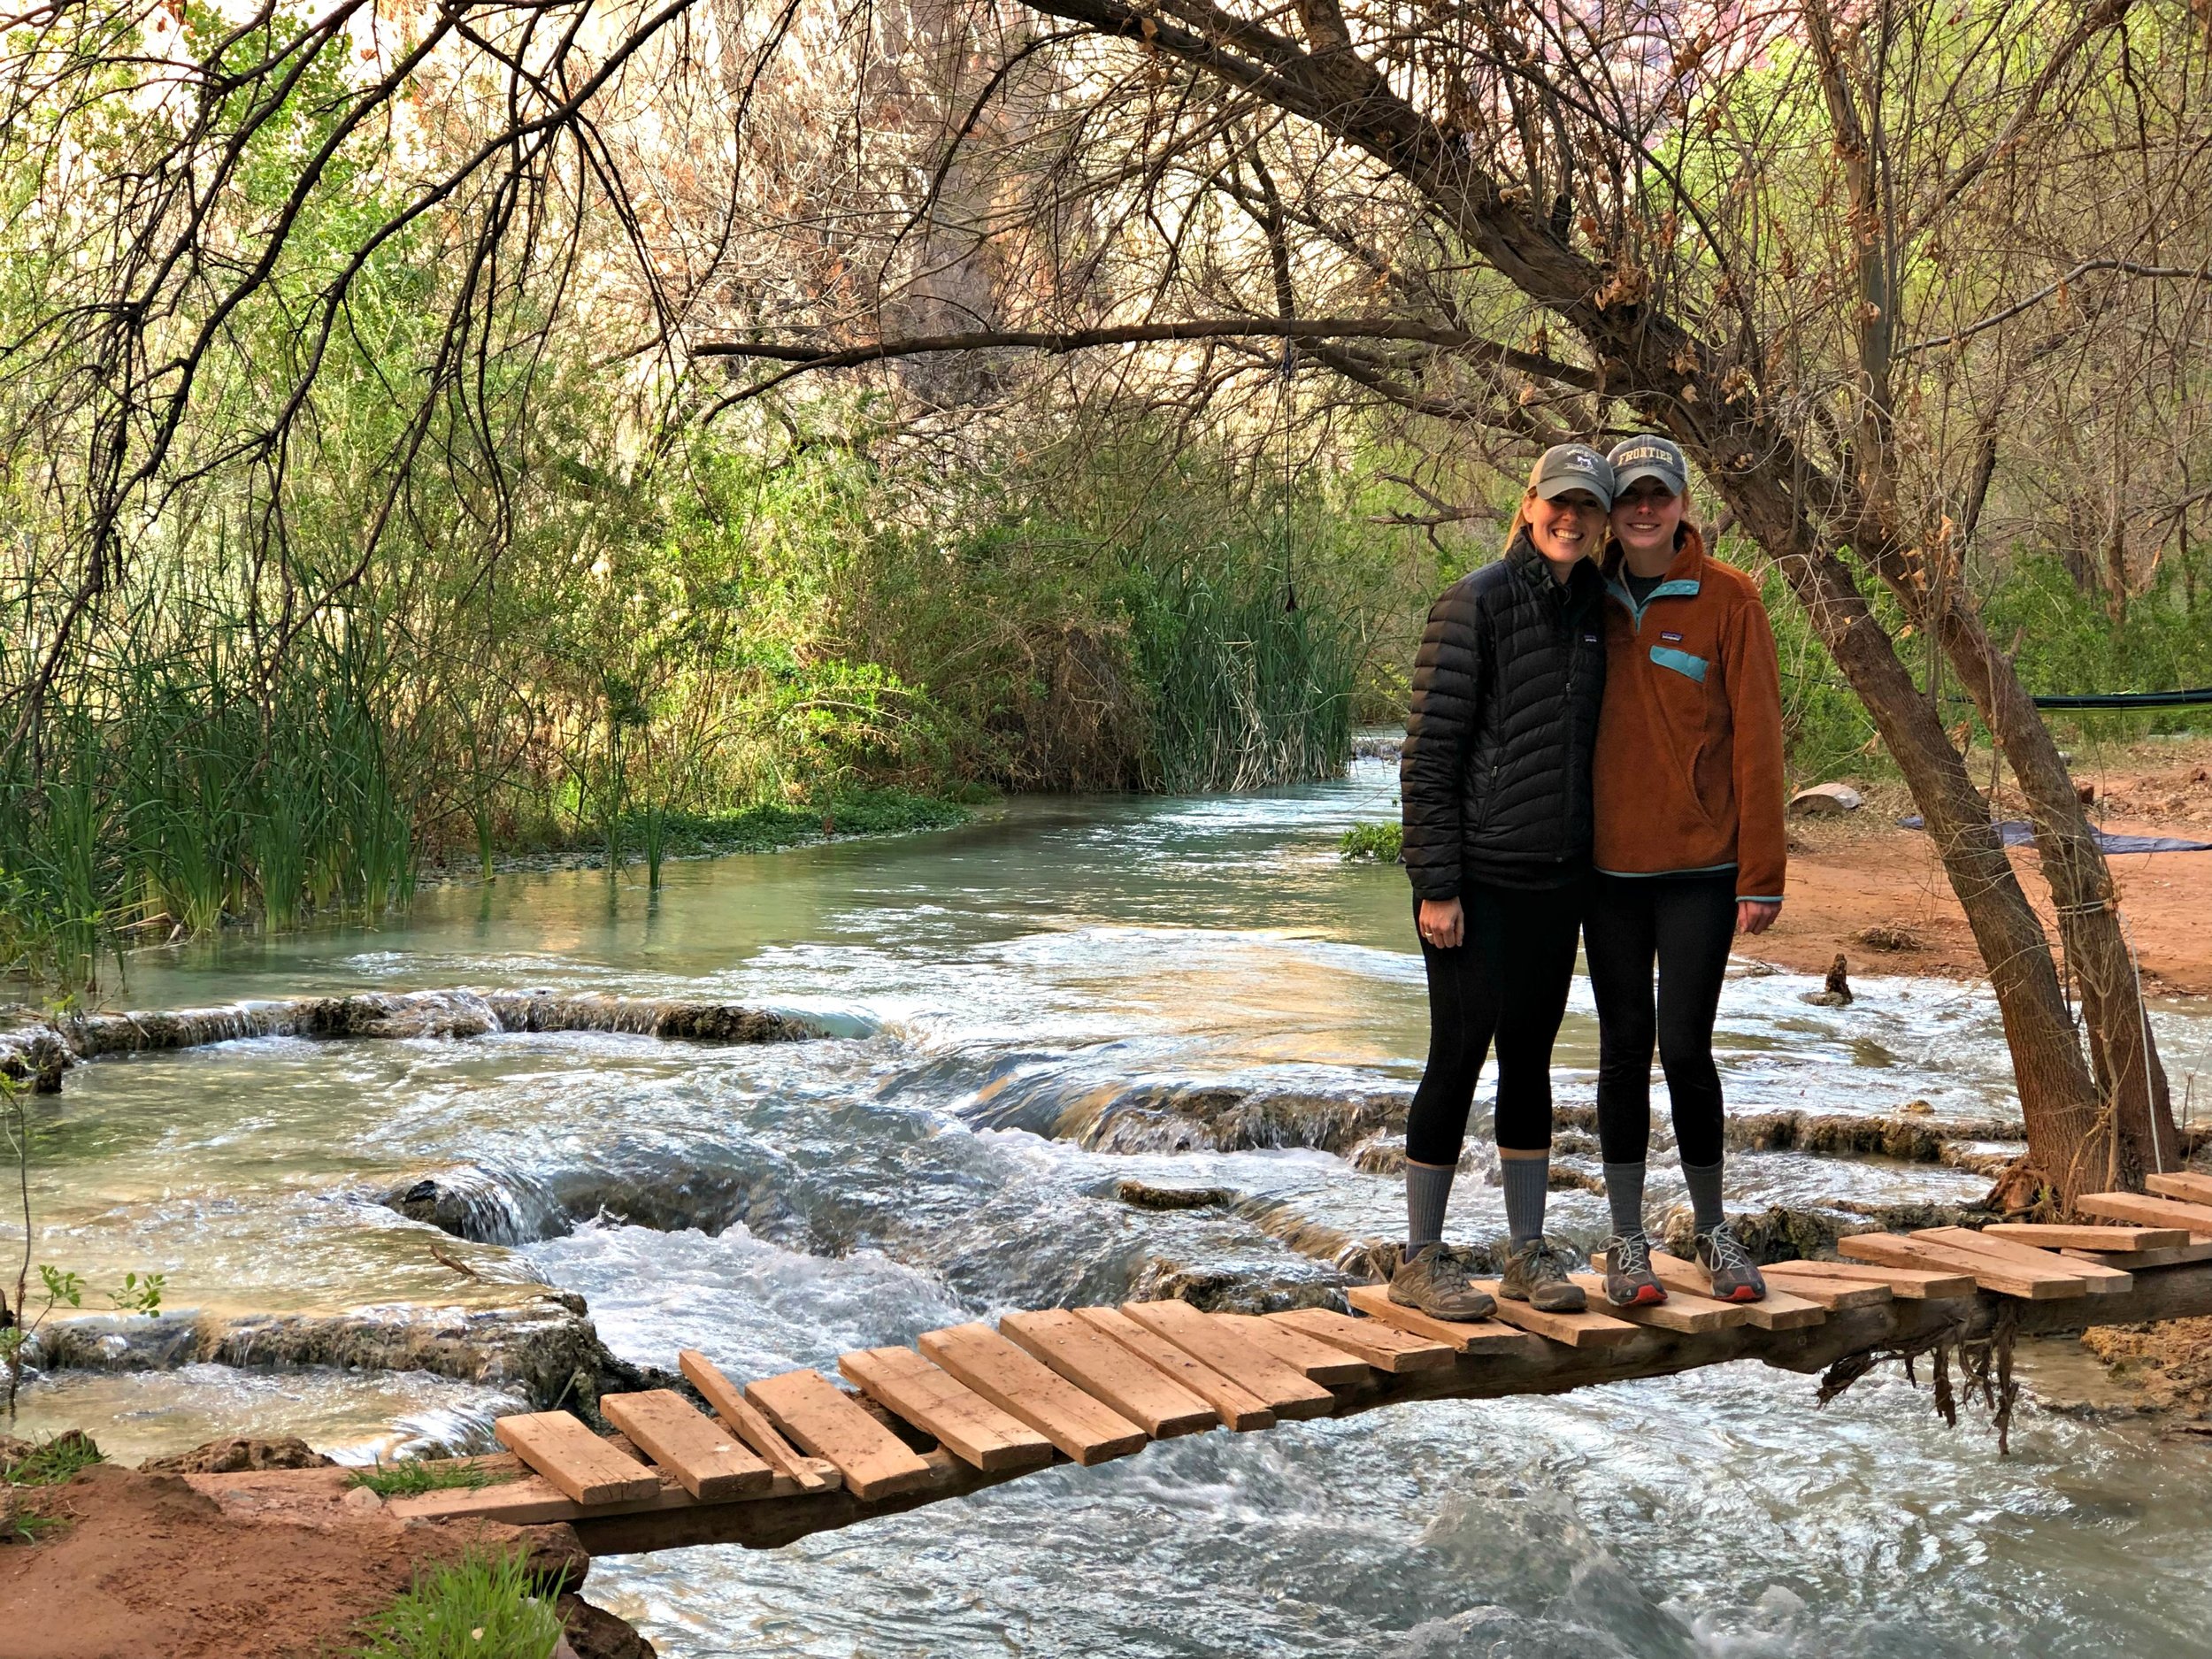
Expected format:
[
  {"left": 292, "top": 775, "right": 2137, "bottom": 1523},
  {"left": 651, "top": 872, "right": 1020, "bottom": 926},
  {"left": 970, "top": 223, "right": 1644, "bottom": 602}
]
[
  {"left": 1404, "top": 878, "right": 1585, "bottom": 1164},
  {"left": 1584, "top": 871, "right": 1737, "bottom": 1167}
]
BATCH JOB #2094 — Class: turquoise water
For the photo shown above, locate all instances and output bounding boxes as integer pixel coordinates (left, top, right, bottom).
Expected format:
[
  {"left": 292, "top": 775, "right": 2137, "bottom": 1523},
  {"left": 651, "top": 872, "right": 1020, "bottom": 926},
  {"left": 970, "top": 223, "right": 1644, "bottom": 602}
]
[{"left": 14, "top": 758, "right": 2212, "bottom": 1655}]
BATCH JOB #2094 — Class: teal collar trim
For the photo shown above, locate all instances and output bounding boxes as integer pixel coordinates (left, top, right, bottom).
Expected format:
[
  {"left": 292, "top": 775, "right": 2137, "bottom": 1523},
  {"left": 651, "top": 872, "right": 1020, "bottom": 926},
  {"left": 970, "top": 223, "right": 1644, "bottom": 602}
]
[{"left": 1606, "top": 574, "right": 1701, "bottom": 627}]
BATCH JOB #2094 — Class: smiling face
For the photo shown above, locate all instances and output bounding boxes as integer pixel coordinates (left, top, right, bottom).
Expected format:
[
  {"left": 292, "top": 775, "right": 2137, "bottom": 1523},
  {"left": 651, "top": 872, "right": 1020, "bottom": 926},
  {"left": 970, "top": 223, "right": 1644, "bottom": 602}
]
[
  {"left": 1524, "top": 488, "right": 1607, "bottom": 572},
  {"left": 1610, "top": 477, "right": 1684, "bottom": 571}
]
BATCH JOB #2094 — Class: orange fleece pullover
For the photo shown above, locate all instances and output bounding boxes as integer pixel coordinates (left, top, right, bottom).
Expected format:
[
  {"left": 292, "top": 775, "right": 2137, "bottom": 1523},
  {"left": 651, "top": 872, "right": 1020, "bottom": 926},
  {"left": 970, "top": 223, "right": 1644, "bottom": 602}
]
[{"left": 1593, "top": 528, "right": 1787, "bottom": 902}]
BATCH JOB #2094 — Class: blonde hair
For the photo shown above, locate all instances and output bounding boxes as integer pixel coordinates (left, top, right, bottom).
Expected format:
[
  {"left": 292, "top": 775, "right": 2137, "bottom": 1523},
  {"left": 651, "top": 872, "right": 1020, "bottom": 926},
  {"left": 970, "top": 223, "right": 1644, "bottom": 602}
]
[{"left": 1502, "top": 488, "right": 1540, "bottom": 556}]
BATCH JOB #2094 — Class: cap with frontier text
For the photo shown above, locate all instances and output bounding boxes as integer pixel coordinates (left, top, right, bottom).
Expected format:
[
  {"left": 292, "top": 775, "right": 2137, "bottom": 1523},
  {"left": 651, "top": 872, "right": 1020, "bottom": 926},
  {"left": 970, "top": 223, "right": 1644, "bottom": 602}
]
[
  {"left": 1608, "top": 434, "right": 1688, "bottom": 497},
  {"left": 1528, "top": 443, "right": 1615, "bottom": 508}
]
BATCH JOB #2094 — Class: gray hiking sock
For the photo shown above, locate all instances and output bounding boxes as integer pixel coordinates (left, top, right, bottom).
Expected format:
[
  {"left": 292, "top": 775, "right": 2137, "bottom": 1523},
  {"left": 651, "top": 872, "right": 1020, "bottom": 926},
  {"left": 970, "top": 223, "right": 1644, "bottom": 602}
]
[
  {"left": 1683, "top": 1159, "right": 1726, "bottom": 1235},
  {"left": 1602, "top": 1161, "right": 1647, "bottom": 1239},
  {"left": 1406, "top": 1161, "right": 1455, "bottom": 1253},
  {"left": 1500, "top": 1151, "right": 1549, "bottom": 1245}
]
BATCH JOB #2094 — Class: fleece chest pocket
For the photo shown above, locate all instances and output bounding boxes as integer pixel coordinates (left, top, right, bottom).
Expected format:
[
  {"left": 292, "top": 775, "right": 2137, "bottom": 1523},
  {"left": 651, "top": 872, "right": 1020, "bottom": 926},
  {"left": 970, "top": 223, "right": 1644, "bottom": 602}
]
[{"left": 1649, "top": 644, "right": 1709, "bottom": 684}]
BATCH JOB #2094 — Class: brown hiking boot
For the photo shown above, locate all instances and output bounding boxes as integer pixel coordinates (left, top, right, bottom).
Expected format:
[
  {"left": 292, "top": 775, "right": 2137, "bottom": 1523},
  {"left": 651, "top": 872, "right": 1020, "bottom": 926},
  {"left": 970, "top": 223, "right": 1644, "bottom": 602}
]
[
  {"left": 1499, "top": 1238, "right": 1586, "bottom": 1313},
  {"left": 1599, "top": 1231, "right": 1667, "bottom": 1307},
  {"left": 1389, "top": 1243, "right": 1498, "bottom": 1322},
  {"left": 1694, "top": 1221, "right": 1767, "bottom": 1302}
]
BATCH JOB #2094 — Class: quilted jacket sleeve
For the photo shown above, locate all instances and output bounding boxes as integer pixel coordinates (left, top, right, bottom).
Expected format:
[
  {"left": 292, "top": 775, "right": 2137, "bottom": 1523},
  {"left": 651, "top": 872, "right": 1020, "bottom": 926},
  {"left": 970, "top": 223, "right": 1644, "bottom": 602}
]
[{"left": 1400, "top": 582, "right": 1486, "bottom": 901}]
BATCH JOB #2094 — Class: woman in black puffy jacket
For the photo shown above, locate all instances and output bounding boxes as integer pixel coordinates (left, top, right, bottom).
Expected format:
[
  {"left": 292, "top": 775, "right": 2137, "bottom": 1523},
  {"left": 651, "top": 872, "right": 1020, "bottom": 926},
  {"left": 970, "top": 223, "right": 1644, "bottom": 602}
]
[{"left": 1389, "top": 443, "right": 1610, "bottom": 1321}]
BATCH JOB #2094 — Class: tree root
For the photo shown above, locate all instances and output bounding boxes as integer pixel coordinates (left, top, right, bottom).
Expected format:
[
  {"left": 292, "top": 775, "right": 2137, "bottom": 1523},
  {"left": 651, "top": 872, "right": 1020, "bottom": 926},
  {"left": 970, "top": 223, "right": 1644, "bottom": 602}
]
[{"left": 1816, "top": 1301, "right": 2021, "bottom": 1452}]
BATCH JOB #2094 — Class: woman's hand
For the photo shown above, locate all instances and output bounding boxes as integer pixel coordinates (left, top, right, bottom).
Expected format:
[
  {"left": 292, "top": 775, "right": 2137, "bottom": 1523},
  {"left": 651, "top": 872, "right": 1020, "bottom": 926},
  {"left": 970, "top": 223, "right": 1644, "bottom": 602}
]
[
  {"left": 1736, "top": 900, "right": 1781, "bottom": 936},
  {"left": 1418, "top": 897, "right": 1465, "bottom": 949}
]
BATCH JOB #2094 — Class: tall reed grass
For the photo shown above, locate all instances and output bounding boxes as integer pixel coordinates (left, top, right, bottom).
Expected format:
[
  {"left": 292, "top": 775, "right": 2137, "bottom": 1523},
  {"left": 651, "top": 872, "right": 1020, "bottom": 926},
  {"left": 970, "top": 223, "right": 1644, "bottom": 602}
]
[
  {"left": 1125, "top": 560, "right": 1358, "bottom": 793},
  {"left": 0, "top": 629, "right": 411, "bottom": 989}
]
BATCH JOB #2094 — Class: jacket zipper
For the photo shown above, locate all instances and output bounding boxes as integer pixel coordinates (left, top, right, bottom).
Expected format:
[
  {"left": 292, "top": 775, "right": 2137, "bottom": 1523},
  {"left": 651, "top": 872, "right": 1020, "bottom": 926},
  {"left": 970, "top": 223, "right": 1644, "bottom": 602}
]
[{"left": 1558, "top": 597, "right": 1580, "bottom": 859}]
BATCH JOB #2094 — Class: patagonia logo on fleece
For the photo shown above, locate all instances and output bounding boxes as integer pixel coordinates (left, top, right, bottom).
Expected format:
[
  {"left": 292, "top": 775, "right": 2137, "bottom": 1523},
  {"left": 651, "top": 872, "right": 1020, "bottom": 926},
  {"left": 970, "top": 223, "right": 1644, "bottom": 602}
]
[
  {"left": 1660, "top": 630, "right": 1684, "bottom": 642},
  {"left": 1584, "top": 633, "right": 1599, "bottom": 643}
]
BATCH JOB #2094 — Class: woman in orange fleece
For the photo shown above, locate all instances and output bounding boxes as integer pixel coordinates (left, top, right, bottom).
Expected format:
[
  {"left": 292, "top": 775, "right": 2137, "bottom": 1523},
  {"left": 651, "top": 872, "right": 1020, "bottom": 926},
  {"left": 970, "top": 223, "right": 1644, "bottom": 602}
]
[{"left": 1586, "top": 434, "right": 1786, "bottom": 1308}]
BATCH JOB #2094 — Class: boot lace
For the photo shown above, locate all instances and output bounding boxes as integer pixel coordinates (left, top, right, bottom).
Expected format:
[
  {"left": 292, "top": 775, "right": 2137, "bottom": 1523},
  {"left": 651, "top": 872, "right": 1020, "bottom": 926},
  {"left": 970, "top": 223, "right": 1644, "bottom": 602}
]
[
  {"left": 1702, "top": 1222, "right": 1755, "bottom": 1274},
  {"left": 1522, "top": 1238, "right": 1573, "bottom": 1286},
  {"left": 1608, "top": 1230, "right": 1655, "bottom": 1278}
]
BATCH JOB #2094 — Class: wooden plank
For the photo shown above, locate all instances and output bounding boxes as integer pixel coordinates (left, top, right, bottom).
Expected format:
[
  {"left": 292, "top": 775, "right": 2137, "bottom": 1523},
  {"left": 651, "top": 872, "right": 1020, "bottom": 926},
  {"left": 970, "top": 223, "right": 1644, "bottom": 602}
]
[
  {"left": 1071, "top": 1307, "right": 1275, "bottom": 1431},
  {"left": 384, "top": 1461, "right": 841, "bottom": 1526},
  {"left": 918, "top": 1323, "right": 1148, "bottom": 1465},
  {"left": 493, "top": 1412, "right": 662, "bottom": 1506},
  {"left": 2065, "top": 1240, "right": 2212, "bottom": 1270},
  {"left": 1343, "top": 1286, "right": 1547, "bottom": 1356},
  {"left": 1467, "top": 1281, "right": 1642, "bottom": 1348},
  {"left": 2146, "top": 1171, "right": 2212, "bottom": 1206},
  {"left": 838, "top": 1347, "right": 1056, "bottom": 1472},
  {"left": 1760, "top": 1259, "right": 1977, "bottom": 1299},
  {"left": 744, "top": 1369, "right": 938, "bottom": 1502},
  {"left": 679, "top": 1349, "right": 829, "bottom": 1492},
  {"left": 1215, "top": 1313, "right": 1372, "bottom": 1385},
  {"left": 1755, "top": 1268, "right": 1893, "bottom": 1310},
  {"left": 1635, "top": 1252, "right": 1828, "bottom": 1330},
  {"left": 1119, "top": 1301, "right": 1339, "bottom": 1418},
  {"left": 600, "top": 1391, "right": 772, "bottom": 1499},
  {"left": 1566, "top": 1273, "right": 1751, "bottom": 1332},
  {"left": 2076, "top": 1192, "right": 2212, "bottom": 1238},
  {"left": 1916, "top": 1227, "right": 2132, "bottom": 1294},
  {"left": 1270, "top": 1307, "right": 1456, "bottom": 1374},
  {"left": 1984, "top": 1222, "right": 2186, "bottom": 1252},
  {"left": 1837, "top": 1233, "right": 2083, "bottom": 1300},
  {"left": 999, "top": 1310, "right": 1218, "bottom": 1439}
]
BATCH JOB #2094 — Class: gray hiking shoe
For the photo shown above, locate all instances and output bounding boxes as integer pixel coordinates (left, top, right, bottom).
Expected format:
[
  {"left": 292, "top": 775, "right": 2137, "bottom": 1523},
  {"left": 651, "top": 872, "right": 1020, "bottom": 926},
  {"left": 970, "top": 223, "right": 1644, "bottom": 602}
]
[
  {"left": 1600, "top": 1231, "right": 1667, "bottom": 1307},
  {"left": 1389, "top": 1243, "right": 1498, "bottom": 1322},
  {"left": 1498, "top": 1238, "right": 1586, "bottom": 1313},
  {"left": 1694, "top": 1221, "right": 1767, "bottom": 1302}
]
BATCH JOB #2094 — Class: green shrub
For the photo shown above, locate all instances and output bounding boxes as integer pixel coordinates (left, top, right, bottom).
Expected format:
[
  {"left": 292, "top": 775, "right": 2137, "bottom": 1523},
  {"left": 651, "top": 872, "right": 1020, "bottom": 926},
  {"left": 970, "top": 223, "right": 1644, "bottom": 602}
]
[
  {"left": 351, "top": 1550, "right": 563, "bottom": 1659},
  {"left": 1339, "top": 822, "right": 1403, "bottom": 862},
  {"left": 1980, "top": 554, "right": 2212, "bottom": 743}
]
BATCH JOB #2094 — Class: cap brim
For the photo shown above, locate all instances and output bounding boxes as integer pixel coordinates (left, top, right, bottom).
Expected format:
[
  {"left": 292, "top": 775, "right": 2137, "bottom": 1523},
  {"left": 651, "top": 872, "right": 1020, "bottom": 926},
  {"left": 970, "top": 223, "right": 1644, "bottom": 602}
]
[
  {"left": 1535, "top": 479, "right": 1612, "bottom": 507},
  {"left": 1610, "top": 463, "right": 1683, "bottom": 495}
]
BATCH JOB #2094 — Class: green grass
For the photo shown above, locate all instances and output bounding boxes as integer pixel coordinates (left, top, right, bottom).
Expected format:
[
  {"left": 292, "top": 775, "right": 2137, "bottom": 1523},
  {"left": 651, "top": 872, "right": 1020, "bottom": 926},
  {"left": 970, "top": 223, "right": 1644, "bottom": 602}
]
[
  {"left": 4, "top": 1509, "right": 67, "bottom": 1543},
  {"left": 1, "top": 1432, "right": 106, "bottom": 1486},
  {"left": 1123, "top": 556, "right": 1359, "bottom": 794},
  {"left": 346, "top": 1458, "right": 512, "bottom": 1498},
  {"left": 350, "top": 1550, "right": 563, "bottom": 1659},
  {"left": 1339, "top": 821, "right": 1402, "bottom": 862}
]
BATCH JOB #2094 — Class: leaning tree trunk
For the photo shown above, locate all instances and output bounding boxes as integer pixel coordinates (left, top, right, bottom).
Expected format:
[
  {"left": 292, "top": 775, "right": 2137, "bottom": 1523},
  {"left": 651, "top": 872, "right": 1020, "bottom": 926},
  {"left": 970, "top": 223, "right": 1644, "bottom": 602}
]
[
  {"left": 1928, "top": 593, "right": 2179, "bottom": 1192},
  {"left": 1793, "top": 0, "right": 2177, "bottom": 1200},
  {"left": 1664, "top": 442, "right": 2116, "bottom": 1206},
  {"left": 992, "top": 0, "right": 2155, "bottom": 1203}
]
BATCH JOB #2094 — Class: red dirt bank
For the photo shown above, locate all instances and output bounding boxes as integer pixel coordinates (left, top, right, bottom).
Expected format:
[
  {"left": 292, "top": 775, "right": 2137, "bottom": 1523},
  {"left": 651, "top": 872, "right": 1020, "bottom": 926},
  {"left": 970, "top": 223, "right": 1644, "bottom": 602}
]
[
  {"left": 1754, "top": 741, "right": 2212, "bottom": 1000},
  {"left": 0, "top": 1462, "right": 646, "bottom": 1659}
]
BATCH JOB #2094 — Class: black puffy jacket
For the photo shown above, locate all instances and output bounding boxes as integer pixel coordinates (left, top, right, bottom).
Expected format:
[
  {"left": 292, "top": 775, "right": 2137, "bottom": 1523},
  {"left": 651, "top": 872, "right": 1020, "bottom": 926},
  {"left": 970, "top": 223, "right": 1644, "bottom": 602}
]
[{"left": 1400, "top": 534, "right": 1607, "bottom": 897}]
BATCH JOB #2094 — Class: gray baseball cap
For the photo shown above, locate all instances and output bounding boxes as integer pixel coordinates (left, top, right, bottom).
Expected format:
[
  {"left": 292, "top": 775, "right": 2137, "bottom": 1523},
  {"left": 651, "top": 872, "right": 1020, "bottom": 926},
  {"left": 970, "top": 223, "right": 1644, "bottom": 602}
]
[
  {"left": 1609, "top": 434, "right": 1688, "bottom": 496},
  {"left": 1529, "top": 443, "right": 1614, "bottom": 508}
]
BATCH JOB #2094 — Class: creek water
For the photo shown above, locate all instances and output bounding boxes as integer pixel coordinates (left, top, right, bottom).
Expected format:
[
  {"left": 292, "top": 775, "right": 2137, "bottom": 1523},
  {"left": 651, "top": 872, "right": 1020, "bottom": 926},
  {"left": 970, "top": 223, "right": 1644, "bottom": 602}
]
[{"left": 14, "top": 756, "right": 2212, "bottom": 1656}]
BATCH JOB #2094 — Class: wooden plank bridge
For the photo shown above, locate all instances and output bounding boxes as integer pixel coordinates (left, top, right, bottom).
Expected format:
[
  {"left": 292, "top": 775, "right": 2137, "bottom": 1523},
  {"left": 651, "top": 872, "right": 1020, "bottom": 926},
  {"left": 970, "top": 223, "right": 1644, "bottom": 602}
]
[{"left": 189, "top": 1183, "right": 2212, "bottom": 1557}]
